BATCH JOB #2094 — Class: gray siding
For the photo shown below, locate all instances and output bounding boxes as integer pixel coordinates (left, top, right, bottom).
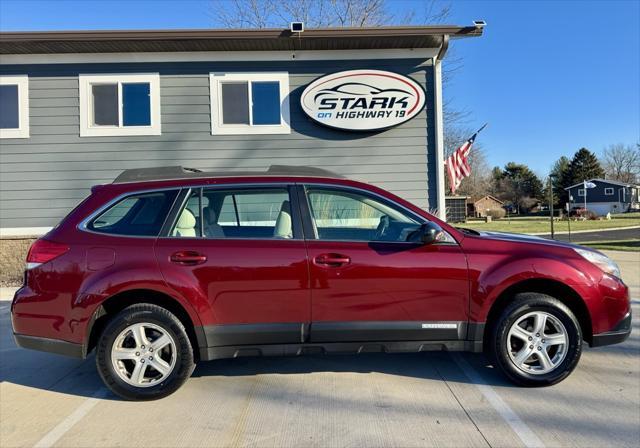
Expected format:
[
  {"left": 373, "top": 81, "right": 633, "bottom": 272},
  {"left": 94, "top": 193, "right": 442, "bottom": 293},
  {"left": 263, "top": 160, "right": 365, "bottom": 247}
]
[{"left": 0, "top": 59, "right": 435, "bottom": 229}]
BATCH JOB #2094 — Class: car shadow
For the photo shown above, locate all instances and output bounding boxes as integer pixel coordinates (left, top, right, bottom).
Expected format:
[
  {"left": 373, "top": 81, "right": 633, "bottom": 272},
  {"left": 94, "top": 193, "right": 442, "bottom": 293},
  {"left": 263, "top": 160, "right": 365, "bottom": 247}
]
[
  {"left": 1, "top": 309, "right": 636, "bottom": 401},
  {"left": 0, "top": 314, "right": 520, "bottom": 402},
  {"left": 189, "top": 350, "right": 512, "bottom": 384}
]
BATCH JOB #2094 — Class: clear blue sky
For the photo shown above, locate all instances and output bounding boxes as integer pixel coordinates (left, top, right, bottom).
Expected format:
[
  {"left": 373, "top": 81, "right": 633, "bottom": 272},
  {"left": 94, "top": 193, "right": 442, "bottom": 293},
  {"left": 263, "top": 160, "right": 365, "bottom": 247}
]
[{"left": 1, "top": 0, "right": 638, "bottom": 176}]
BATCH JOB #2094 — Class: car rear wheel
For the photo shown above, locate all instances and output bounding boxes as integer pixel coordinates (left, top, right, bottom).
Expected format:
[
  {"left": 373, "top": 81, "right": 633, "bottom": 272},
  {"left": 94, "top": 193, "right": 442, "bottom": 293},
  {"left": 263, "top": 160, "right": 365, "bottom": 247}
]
[
  {"left": 489, "top": 293, "right": 582, "bottom": 386},
  {"left": 96, "top": 303, "right": 195, "bottom": 400}
]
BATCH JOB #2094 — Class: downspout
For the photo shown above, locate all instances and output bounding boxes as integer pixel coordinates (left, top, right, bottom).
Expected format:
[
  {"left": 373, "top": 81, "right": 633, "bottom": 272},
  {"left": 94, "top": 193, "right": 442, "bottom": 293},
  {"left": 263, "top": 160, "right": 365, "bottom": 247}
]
[
  {"left": 433, "top": 34, "right": 449, "bottom": 220},
  {"left": 437, "top": 34, "right": 450, "bottom": 61}
]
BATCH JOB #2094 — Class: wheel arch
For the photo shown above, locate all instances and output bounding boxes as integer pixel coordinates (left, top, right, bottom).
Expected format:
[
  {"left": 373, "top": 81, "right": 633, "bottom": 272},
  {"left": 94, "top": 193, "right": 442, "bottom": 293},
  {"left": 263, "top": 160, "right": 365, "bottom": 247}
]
[
  {"left": 483, "top": 278, "right": 593, "bottom": 348},
  {"left": 86, "top": 288, "right": 204, "bottom": 360}
]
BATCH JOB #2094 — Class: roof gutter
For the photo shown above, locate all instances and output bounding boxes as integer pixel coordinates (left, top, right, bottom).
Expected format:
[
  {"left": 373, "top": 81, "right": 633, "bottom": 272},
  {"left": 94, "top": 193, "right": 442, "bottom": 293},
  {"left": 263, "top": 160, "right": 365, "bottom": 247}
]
[
  {"left": 0, "top": 25, "right": 482, "bottom": 42},
  {"left": 437, "top": 20, "right": 485, "bottom": 61},
  {"left": 436, "top": 34, "right": 449, "bottom": 61}
]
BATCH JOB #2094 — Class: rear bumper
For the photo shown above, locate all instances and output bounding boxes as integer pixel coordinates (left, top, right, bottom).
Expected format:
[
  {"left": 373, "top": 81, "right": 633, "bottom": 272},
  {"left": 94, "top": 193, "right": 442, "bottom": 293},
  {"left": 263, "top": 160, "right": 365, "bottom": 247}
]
[
  {"left": 590, "top": 312, "right": 632, "bottom": 348},
  {"left": 13, "top": 333, "right": 85, "bottom": 358}
]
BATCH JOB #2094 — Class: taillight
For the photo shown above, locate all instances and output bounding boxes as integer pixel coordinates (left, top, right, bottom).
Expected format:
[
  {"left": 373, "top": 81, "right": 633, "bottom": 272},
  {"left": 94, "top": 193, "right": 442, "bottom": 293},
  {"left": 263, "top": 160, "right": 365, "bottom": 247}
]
[{"left": 26, "top": 239, "right": 70, "bottom": 270}]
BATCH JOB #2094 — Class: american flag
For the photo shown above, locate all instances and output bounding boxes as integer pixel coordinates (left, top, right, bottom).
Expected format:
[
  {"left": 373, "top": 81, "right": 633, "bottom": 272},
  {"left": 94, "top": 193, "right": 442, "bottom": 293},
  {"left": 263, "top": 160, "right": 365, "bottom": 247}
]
[{"left": 445, "top": 124, "right": 486, "bottom": 194}]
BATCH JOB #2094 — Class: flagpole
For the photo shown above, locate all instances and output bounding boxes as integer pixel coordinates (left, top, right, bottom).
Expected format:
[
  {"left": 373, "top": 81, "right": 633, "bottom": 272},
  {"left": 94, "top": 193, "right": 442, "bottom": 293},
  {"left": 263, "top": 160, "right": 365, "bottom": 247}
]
[{"left": 583, "top": 180, "right": 587, "bottom": 211}]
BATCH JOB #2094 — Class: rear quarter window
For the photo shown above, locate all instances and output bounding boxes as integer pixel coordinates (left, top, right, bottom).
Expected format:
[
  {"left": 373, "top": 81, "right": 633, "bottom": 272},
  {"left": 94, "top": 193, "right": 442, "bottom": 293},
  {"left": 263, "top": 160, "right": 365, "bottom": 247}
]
[{"left": 87, "top": 190, "right": 178, "bottom": 236}]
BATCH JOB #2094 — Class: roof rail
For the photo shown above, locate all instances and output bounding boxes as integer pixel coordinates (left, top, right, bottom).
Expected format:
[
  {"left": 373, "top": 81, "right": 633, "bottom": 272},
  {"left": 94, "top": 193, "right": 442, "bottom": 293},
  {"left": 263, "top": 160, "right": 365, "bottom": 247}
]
[
  {"left": 266, "top": 165, "right": 344, "bottom": 178},
  {"left": 113, "top": 166, "right": 202, "bottom": 184},
  {"left": 113, "top": 165, "right": 343, "bottom": 184}
]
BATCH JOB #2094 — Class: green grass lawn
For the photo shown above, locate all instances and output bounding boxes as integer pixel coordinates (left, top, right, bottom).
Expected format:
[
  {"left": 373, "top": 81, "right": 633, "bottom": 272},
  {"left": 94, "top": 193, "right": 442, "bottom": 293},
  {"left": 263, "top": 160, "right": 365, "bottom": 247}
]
[
  {"left": 579, "top": 240, "right": 640, "bottom": 252},
  {"left": 462, "top": 212, "right": 640, "bottom": 234}
]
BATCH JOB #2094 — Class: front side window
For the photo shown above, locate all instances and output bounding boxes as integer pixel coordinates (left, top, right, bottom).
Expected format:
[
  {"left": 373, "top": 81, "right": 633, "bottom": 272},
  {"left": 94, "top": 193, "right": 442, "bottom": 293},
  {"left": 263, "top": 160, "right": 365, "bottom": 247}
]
[
  {"left": 79, "top": 74, "right": 161, "bottom": 137},
  {"left": 0, "top": 75, "right": 29, "bottom": 139},
  {"left": 577, "top": 189, "right": 586, "bottom": 197},
  {"left": 210, "top": 73, "right": 290, "bottom": 135},
  {"left": 172, "top": 187, "right": 294, "bottom": 239},
  {"left": 604, "top": 187, "right": 614, "bottom": 196},
  {"left": 306, "top": 187, "right": 421, "bottom": 242},
  {"left": 88, "top": 190, "right": 178, "bottom": 236}
]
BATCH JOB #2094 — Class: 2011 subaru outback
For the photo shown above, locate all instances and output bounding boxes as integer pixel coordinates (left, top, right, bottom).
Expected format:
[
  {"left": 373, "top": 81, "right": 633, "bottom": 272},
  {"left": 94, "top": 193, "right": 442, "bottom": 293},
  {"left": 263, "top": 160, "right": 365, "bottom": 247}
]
[{"left": 11, "top": 166, "right": 631, "bottom": 400}]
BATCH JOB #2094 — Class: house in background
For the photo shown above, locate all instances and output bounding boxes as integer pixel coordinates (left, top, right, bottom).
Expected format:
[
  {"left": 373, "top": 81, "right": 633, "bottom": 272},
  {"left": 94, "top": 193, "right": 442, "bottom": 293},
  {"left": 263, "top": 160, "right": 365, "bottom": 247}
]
[
  {"left": 467, "top": 195, "right": 504, "bottom": 218},
  {"left": 565, "top": 178, "right": 640, "bottom": 215}
]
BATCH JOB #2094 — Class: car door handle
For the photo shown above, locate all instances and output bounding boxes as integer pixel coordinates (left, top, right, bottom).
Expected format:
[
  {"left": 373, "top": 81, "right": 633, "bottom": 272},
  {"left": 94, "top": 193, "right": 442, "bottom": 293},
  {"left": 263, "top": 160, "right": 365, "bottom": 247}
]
[
  {"left": 170, "top": 251, "right": 207, "bottom": 265},
  {"left": 314, "top": 253, "right": 351, "bottom": 268}
]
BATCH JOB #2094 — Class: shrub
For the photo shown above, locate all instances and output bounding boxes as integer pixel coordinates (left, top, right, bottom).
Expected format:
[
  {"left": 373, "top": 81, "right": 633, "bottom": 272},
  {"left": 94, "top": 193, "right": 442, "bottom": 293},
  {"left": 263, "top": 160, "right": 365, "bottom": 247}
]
[
  {"left": 574, "top": 209, "right": 598, "bottom": 220},
  {"left": 584, "top": 210, "right": 599, "bottom": 220},
  {"left": 486, "top": 208, "right": 506, "bottom": 219}
]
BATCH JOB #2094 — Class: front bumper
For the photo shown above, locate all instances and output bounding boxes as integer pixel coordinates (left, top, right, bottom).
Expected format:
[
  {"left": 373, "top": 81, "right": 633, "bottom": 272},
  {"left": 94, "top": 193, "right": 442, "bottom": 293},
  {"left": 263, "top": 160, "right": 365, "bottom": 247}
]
[
  {"left": 13, "top": 333, "right": 85, "bottom": 358},
  {"left": 590, "top": 311, "right": 632, "bottom": 347}
]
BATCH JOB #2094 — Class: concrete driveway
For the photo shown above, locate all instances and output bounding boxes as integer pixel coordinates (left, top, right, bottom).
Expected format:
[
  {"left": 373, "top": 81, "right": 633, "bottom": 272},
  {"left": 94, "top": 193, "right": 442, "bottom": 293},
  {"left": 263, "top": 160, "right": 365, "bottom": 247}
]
[{"left": 1, "top": 251, "right": 638, "bottom": 448}]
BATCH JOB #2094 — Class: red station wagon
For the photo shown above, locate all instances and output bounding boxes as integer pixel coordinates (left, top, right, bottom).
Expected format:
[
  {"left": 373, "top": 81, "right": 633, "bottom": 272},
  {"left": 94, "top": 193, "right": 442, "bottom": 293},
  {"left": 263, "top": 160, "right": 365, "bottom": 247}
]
[{"left": 11, "top": 166, "right": 631, "bottom": 400}]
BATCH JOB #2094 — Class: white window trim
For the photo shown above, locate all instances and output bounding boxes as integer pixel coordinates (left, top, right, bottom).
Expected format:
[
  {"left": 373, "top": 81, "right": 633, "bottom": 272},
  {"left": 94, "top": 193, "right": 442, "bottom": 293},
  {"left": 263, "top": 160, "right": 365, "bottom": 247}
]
[
  {"left": 79, "top": 73, "right": 161, "bottom": 137},
  {"left": 0, "top": 75, "right": 29, "bottom": 139},
  {"left": 210, "top": 72, "right": 290, "bottom": 135},
  {"left": 577, "top": 189, "right": 586, "bottom": 196},
  {"left": 604, "top": 187, "right": 614, "bottom": 195}
]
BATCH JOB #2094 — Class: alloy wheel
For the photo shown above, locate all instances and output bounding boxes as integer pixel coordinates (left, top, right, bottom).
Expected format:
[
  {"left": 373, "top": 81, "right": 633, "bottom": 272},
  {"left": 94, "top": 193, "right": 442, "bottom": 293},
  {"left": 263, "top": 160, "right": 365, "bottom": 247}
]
[
  {"left": 507, "top": 311, "right": 568, "bottom": 375},
  {"left": 111, "top": 322, "right": 177, "bottom": 387}
]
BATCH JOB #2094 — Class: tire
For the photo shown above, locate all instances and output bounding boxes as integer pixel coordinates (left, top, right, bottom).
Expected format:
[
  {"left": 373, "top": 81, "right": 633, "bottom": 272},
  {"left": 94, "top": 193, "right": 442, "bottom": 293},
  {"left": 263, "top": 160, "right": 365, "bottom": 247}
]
[
  {"left": 96, "top": 303, "right": 195, "bottom": 400},
  {"left": 488, "top": 292, "right": 582, "bottom": 387}
]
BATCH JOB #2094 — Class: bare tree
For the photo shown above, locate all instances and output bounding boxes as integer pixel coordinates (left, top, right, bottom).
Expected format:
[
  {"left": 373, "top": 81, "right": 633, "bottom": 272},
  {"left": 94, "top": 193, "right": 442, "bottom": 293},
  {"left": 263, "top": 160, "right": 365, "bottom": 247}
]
[
  {"left": 214, "top": 0, "right": 276, "bottom": 29},
  {"left": 212, "top": 0, "right": 432, "bottom": 28},
  {"left": 602, "top": 143, "right": 640, "bottom": 184}
]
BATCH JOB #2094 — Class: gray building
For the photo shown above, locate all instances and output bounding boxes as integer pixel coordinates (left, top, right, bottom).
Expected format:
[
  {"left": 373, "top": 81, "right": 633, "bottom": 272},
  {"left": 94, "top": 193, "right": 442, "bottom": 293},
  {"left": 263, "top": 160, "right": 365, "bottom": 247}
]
[
  {"left": 0, "top": 26, "right": 483, "bottom": 236},
  {"left": 565, "top": 178, "right": 640, "bottom": 215}
]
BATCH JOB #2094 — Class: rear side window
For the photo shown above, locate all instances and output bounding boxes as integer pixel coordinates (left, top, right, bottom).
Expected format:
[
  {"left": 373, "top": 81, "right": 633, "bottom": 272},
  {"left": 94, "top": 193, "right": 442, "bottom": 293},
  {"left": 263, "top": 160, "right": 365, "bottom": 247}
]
[
  {"left": 88, "top": 190, "right": 178, "bottom": 236},
  {"left": 171, "top": 187, "right": 293, "bottom": 239},
  {"left": 219, "top": 190, "right": 288, "bottom": 227}
]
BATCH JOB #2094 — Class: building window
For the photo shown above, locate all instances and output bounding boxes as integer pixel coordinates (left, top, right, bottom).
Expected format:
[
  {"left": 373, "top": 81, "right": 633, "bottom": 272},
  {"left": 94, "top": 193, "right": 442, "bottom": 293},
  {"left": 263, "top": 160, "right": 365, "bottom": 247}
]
[
  {"left": 210, "top": 73, "right": 290, "bottom": 135},
  {"left": 577, "top": 189, "right": 586, "bottom": 197},
  {"left": 79, "top": 74, "right": 161, "bottom": 137},
  {"left": 0, "top": 75, "right": 29, "bottom": 139},
  {"left": 604, "top": 187, "right": 614, "bottom": 196}
]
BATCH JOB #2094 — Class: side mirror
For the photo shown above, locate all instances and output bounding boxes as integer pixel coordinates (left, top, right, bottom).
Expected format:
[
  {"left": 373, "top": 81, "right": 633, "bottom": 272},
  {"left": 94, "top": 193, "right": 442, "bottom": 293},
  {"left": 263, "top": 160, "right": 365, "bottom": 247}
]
[{"left": 407, "top": 222, "right": 444, "bottom": 245}]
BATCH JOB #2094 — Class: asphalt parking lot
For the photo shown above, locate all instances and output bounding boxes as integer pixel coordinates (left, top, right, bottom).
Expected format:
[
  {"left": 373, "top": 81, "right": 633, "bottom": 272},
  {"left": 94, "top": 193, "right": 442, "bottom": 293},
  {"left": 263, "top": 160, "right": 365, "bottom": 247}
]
[
  {"left": 539, "top": 227, "right": 640, "bottom": 243},
  {"left": 1, "top": 251, "right": 638, "bottom": 448}
]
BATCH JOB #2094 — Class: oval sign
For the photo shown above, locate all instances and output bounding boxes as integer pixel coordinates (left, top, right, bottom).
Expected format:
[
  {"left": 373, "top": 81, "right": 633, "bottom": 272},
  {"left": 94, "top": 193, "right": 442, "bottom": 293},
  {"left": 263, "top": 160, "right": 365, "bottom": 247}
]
[{"left": 300, "top": 69, "right": 425, "bottom": 132}]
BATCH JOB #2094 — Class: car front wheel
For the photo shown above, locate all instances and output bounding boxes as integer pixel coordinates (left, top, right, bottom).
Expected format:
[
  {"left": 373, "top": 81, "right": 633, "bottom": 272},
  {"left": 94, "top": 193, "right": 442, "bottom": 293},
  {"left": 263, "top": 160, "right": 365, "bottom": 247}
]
[
  {"left": 489, "top": 293, "right": 582, "bottom": 386},
  {"left": 96, "top": 303, "right": 195, "bottom": 400}
]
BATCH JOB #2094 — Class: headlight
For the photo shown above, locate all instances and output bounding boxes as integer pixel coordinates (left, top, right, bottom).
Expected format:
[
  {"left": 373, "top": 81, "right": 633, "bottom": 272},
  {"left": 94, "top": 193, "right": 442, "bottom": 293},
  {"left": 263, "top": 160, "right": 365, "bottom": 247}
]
[{"left": 574, "top": 247, "right": 621, "bottom": 278}]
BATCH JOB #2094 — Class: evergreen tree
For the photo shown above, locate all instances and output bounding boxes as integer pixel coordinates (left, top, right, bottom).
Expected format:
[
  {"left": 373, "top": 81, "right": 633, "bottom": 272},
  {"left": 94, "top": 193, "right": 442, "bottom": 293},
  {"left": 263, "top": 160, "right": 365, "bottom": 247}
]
[
  {"left": 548, "top": 156, "right": 570, "bottom": 205},
  {"left": 493, "top": 162, "right": 544, "bottom": 213},
  {"left": 567, "top": 148, "right": 604, "bottom": 185},
  {"left": 489, "top": 166, "right": 503, "bottom": 196}
]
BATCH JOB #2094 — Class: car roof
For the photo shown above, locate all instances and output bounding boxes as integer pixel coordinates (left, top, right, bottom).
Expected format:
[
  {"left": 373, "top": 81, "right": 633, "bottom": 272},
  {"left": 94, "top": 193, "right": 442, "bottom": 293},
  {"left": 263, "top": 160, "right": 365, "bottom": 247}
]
[{"left": 112, "top": 165, "right": 345, "bottom": 184}]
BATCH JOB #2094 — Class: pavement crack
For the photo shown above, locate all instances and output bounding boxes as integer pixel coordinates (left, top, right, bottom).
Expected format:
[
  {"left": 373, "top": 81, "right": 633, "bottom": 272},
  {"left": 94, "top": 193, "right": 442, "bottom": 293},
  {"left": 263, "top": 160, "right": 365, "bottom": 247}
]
[
  {"left": 228, "top": 374, "right": 261, "bottom": 448},
  {"left": 434, "top": 358, "right": 493, "bottom": 448}
]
